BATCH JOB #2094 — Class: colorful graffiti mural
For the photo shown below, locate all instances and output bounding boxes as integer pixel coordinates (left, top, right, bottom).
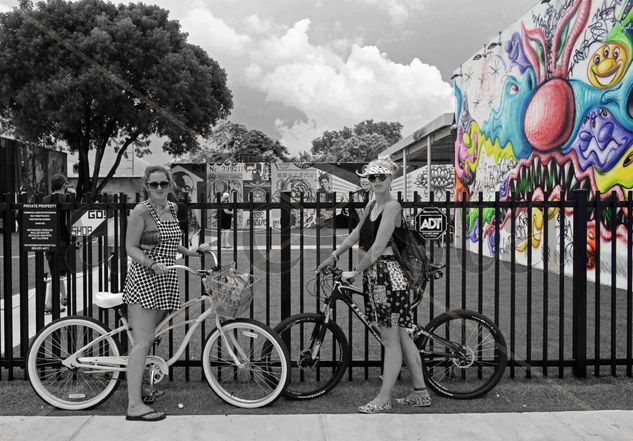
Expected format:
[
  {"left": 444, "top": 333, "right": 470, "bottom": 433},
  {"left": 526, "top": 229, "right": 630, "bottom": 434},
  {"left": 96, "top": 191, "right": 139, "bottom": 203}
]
[{"left": 453, "top": 0, "right": 633, "bottom": 285}]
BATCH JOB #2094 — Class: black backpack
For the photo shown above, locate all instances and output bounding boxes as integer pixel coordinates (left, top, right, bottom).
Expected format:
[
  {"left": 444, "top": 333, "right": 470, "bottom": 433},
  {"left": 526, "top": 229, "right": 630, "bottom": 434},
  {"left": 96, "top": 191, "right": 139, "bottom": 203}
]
[{"left": 390, "top": 214, "right": 430, "bottom": 294}]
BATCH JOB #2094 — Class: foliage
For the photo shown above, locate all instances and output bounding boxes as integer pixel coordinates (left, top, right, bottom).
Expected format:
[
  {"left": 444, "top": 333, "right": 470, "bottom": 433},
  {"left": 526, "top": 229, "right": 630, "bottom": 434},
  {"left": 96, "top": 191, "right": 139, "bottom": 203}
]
[
  {"left": 288, "top": 150, "right": 314, "bottom": 162},
  {"left": 310, "top": 120, "right": 403, "bottom": 162},
  {"left": 0, "top": 0, "right": 232, "bottom": 201},
  {"left": 188, "top": 120, "right": 289, "bottom": 163}
]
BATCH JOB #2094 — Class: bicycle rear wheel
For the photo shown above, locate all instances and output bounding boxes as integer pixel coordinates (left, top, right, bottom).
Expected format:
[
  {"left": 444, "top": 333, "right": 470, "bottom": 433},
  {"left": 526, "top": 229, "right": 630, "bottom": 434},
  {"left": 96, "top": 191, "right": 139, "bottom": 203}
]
[
  {"left": 27, "top": 316, "right": 122, "bottom": 410},
  {"left": 202, "top": 318, "right": 289, "bottom": 408},
  {"left": 273, "top": 313, "right": 350, "bottom": 400},
  {"left": 416, "top": 309, "right": 507, "bottom": 399}
]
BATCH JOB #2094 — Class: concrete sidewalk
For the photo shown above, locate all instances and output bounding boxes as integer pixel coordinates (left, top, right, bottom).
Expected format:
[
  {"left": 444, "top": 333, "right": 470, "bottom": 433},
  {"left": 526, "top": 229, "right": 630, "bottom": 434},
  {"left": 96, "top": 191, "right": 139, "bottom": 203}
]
[{"left": 1, "top": 411, "right": 632, "bottom": 441}]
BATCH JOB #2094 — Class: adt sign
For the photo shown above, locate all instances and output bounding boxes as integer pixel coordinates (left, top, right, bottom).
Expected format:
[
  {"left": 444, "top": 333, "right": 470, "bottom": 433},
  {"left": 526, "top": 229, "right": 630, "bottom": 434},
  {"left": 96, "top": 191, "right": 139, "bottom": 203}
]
[{"left": 415, "top": 207, "right": 447, "bottom": 240}]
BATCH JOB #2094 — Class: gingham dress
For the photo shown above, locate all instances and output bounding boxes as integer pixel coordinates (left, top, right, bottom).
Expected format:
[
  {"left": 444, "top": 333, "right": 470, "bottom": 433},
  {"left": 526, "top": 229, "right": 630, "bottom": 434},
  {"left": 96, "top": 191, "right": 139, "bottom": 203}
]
[{"left": 123, "top": 200, "right": 182, "bottom": 310}]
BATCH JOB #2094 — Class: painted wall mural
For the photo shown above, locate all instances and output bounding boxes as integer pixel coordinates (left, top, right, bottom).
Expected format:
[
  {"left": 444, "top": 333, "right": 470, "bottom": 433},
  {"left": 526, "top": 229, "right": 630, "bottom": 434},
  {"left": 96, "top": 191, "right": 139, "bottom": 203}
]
[
  {"left": 392, "top": 165, "right": 455, "bottom": 202},
  {"left": 452, "top": 0, "right": 633, "bottom": 286},
  {"left": 171, "top": 162, "right": 366, "bottom": 230}
]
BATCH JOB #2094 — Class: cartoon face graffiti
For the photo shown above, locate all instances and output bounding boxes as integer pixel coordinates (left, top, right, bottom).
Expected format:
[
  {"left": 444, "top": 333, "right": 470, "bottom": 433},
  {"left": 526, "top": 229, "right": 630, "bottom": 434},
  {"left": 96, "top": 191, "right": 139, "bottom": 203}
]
[
  {"left": 566, "top": 107, "right": 633, "bottom": 173},
  {"left": 587, "top": 41, "right": 629, "bottom": 89}
]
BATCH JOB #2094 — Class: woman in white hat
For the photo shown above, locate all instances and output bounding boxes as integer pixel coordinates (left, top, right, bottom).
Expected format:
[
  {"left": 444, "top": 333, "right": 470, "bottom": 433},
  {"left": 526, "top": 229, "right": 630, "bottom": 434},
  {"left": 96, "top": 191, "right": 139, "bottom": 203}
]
[{"left": 316, "top": 155, "right": 430, "bottom": 413}]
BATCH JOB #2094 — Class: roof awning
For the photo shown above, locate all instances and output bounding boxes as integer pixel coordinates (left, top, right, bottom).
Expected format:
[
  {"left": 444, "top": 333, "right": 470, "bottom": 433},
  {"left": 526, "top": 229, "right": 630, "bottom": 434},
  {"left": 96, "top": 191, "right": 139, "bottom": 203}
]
[{"left": 381, "top": 112, "right": 456, "bottom": 166}]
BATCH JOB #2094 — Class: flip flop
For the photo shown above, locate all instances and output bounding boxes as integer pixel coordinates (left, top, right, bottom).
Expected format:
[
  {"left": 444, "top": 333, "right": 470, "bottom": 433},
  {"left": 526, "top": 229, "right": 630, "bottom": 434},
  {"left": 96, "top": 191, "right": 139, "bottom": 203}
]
[{"left": 125, "top": 410, "right": 166, "bottom": 422}]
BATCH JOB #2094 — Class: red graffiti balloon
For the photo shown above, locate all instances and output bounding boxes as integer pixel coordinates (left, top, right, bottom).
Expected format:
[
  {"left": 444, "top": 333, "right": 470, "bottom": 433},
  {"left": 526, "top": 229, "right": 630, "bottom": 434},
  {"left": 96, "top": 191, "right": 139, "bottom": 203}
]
[{"left": 523, "top": 78, "right": 575, "bottom": 151}]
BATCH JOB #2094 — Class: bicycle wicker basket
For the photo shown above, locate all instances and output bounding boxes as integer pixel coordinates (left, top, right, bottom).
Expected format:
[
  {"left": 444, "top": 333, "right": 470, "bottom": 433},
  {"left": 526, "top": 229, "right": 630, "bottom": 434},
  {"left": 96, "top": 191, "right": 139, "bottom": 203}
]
[{"left": 204, "top": 270, "right": 260, "bottom": 319}]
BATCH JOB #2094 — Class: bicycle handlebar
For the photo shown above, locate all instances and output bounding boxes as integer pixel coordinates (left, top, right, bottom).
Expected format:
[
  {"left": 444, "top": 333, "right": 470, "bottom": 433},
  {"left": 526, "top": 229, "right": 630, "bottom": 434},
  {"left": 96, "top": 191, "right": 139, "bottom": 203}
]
[{"left": 166, "top": 246, "right": 220, "bottom": 277}]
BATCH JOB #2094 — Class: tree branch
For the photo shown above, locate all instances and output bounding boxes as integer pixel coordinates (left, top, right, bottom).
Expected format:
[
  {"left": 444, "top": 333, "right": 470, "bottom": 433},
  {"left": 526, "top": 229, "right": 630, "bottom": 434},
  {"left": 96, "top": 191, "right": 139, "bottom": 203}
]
[{"left": 95, "top": 130, "right": 141, "bottom": 196}]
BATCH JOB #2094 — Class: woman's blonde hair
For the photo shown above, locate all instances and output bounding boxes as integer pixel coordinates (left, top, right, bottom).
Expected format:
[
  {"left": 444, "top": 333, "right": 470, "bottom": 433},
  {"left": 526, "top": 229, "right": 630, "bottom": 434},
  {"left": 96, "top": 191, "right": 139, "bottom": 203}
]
[{"left": 142, "top": 165, "right": 172, "bottom": 187}]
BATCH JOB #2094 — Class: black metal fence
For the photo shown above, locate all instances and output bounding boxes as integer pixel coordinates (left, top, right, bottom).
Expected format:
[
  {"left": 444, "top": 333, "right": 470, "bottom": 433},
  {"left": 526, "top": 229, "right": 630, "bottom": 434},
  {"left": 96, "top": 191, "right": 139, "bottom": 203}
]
[{"left": 1, "top": 190, "right": 632, "bottom": 382}]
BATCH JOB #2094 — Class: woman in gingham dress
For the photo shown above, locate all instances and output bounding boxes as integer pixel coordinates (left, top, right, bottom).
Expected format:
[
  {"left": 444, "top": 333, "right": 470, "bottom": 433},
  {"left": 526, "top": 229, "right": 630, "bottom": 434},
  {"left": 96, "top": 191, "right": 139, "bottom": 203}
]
[
  {"left": 123, "top": 165, "right": 205, "bottom": 422},
  {"left": 316, "top": 156, "right": 430, "bottom": 414}
]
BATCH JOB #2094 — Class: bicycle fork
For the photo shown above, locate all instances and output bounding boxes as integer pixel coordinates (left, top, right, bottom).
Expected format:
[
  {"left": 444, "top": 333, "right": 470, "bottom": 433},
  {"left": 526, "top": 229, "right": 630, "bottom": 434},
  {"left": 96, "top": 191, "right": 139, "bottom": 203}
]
[
  {"left": 303, "top": 304, "right": 334, "bottom": 365},
  {"left": 216, "top": 315, "right": 250, "bottom": 368}
]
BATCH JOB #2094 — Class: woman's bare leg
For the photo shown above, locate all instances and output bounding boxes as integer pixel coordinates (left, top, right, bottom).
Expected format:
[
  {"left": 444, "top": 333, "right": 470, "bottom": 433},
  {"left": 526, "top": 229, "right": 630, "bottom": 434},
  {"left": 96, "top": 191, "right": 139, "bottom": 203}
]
[{"left": 126, "top": 304, "right": 161, "bottom": 417}]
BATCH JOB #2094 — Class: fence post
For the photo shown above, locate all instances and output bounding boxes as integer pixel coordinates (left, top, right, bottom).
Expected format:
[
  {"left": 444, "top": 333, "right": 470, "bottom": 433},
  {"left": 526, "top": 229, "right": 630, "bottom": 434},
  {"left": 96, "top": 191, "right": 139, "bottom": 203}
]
[
  {"left": 280, "top": 191, "right": 291, "bottom": 324},
  {"left": 572, "top": 190, "right": 588, "bottom": 378}
]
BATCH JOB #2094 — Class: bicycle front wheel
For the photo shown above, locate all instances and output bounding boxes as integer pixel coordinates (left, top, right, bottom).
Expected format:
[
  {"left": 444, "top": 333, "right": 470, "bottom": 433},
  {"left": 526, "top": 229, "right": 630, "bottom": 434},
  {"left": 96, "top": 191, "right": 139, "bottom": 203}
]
[
  {"left": 202, "top": 318, "right": 289, "bottom": 408},
  {"left": 274, "top": 313, "right": 350, "bottom": 400},
  {"left": 27, "top": 316, "right": 122, "bottom": 410},
  {"left": 416, "top": 309, "right": 507, "bottom": 399}
]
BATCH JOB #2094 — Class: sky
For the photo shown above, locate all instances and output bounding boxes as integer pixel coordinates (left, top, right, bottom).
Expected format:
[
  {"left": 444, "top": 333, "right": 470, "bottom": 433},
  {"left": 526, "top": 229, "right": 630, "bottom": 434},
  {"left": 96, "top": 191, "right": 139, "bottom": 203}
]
[{"left": 0, "top": 0, "right": 539, "bottom": 172}]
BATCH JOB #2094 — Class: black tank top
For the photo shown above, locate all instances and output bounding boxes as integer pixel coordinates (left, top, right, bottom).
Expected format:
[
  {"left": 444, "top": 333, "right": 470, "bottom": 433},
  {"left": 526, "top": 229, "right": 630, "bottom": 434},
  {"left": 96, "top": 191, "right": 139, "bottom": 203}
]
[
  {"left": 358, "top": 201, "right": 402, "bottom": 252},
  {"left": 359, "top": 202, "right": 381, "bottom": 252}
]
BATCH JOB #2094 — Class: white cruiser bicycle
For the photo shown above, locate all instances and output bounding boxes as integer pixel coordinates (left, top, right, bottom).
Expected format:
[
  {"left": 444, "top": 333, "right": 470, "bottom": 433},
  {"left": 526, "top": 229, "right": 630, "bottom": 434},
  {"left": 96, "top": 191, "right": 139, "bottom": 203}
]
[{"left": 26, "top": 249, "right": 290, "bottom": 410}]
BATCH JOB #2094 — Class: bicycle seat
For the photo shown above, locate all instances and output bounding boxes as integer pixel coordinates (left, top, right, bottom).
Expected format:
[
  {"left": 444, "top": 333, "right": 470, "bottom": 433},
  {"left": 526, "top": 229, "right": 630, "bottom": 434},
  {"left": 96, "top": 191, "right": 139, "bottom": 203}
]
[{"left": 94, "top": 291, "right": 124, "bottom": 309}]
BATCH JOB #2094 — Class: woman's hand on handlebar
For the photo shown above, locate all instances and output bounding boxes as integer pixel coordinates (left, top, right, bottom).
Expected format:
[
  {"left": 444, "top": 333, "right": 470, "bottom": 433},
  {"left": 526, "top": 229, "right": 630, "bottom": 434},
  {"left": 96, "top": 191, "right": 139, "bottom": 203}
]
[
  {"left": 315, "top": 255, "right": 337, "bottom": 273},
  {"left": 340, "top": 270, "right": 359, "bottom": 284}
]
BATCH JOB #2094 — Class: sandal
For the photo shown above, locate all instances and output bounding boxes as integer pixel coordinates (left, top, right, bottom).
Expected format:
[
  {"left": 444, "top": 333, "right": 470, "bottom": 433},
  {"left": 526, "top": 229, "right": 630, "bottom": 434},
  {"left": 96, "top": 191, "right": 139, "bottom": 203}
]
[
  {"left": 395, "top": 388, "right": 432, "bottom": 407},
  {"left": 358, "top": 400, "right": 392, "bottom": 414},
  {"left": 125, "top": 410, "right": 166, "bottom": 422}
]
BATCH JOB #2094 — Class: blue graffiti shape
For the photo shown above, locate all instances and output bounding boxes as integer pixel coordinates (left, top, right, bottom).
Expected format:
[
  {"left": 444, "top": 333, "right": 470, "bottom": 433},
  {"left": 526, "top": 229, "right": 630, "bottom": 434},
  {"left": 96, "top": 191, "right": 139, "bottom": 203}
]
[
  {"left": 487, "top": 229, "right": 496, "bottom": 255},
  {"left": 499, "top": 177, "right": 510, "bottom": 199},
  {"left": 504, "top": 32, "right": 531, "bottom": 74},
  {"left": 602, "top": 60, "right": 633, "bottom": 132},
  {"left": 564, "top": 107, "right": 633, "bottom": 172},
  {"left": 482, "top": 69, "right": 536, "bottom": 159},
  {"left": 466, "top": 217, "right": 479, "bottom": 243},
  {"left": 454, "top": 82, "right": 463, "bottom": 126}
]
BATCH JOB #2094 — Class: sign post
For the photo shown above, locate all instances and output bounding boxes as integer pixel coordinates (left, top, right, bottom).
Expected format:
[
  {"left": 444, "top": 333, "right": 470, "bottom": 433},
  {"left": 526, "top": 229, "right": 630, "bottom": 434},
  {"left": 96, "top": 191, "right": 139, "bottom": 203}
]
[{"left": 415, "top": 207, "right": 447, "bottom": 241}]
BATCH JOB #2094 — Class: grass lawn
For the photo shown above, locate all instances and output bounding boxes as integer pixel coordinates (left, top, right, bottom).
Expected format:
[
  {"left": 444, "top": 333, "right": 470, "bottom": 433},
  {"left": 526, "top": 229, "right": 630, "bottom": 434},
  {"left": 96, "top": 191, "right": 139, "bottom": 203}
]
[{"left": 1, "top": 371, "right": 632, "bottom": 416}]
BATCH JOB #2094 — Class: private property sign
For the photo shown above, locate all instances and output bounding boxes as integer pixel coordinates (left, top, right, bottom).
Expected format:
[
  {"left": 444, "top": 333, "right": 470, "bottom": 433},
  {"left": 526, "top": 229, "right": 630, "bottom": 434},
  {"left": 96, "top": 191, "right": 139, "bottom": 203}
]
[
  {"left": 21, "top": 204, "right": 57, "bottom": 251},
  {"left": 415, "top": 207, "right": 447, "bottom": 240}
]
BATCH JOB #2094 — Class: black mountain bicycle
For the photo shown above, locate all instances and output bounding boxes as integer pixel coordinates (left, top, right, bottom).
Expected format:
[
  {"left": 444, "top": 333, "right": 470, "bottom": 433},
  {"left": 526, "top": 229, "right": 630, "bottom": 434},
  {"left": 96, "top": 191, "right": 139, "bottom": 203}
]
[{"left": 274, "top": 262, "right": 507, "bottom": 400}]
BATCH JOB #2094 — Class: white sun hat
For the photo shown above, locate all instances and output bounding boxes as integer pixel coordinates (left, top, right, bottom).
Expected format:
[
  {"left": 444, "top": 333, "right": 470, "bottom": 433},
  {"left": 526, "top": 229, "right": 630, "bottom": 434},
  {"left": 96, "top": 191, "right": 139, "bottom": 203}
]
[{"left": 356, "top": 164, "right": 394, "bottom": 178}]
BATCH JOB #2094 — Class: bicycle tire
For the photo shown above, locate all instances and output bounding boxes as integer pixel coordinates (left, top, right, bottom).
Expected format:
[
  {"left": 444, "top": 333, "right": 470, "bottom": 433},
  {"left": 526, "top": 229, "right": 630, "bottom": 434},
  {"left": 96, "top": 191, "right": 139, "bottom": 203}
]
[
  {"left": 201, "top": 318, "right": 290, "bottom": 408},
  {"left": 273, "top": 313, "right": 350, "bottom": 400},
  {"left": 415, "top": 309, "right": 507, "bottom": 399},
  {"left": 27, "top": 316, "right": 122, "bottom": 410}
]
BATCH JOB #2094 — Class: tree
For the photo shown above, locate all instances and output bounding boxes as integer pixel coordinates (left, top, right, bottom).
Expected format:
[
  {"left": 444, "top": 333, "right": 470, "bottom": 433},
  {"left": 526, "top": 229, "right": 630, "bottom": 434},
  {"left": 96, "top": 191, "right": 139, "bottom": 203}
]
[
  {"left": 310, "top": 120, "right": 403, "bottom": 162},
  {"left": 188, "top": 120, "right": 289, "bottom": 163},
  {"left": 0, "top": 0, "right": 232, "bottom": 201}
]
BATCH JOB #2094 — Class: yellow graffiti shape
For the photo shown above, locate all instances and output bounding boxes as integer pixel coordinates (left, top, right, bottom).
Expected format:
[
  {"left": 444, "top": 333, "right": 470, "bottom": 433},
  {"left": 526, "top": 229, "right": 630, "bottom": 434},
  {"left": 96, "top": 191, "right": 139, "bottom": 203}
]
[
  {"left": 517, "top": 208, "right": 544, "bottom": 252},
  {"left": 461, "top": 121, "right": 517, "bottom": 175},
  {"left": 594, "top": 143, "right": 633, "bottom": 193},
  {"left": 587, "top": 41, "right": 630, "bottom": 89}
]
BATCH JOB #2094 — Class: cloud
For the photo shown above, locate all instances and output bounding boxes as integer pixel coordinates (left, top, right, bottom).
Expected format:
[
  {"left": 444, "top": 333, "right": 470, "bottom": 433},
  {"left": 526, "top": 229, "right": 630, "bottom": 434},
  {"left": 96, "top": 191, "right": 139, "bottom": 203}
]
[
  {"left": 246, "top": 20, "right": 453, "bottom": 154},
  {"left": 345, "top": 0, "right": 427, "bottom": 24},
  {"left": 168, "top": 5, "right": 453, "bottom": 156},
  {"left": 175, "top": 2, "right": 251, "bottom": 56}
]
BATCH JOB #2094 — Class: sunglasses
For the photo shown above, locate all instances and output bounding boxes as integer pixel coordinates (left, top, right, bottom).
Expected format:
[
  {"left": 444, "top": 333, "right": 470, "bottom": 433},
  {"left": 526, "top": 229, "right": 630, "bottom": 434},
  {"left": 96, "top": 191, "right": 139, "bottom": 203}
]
[
  {"left": 367, "top": 174, "right": 387, "bottom": 182},
  {"left": 148, "top": 181, "right": 170, "bottom": 189}
]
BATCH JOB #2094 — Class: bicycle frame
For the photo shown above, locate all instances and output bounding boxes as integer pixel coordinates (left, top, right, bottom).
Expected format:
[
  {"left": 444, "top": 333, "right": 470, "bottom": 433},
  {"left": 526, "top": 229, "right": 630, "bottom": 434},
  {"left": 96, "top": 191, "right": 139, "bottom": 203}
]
[
  {"left": 313, "top": 274, "right": 468, "bottom": 361},
  {"left": 63, "top": 267, "right": 245, "bottom": 373}
]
